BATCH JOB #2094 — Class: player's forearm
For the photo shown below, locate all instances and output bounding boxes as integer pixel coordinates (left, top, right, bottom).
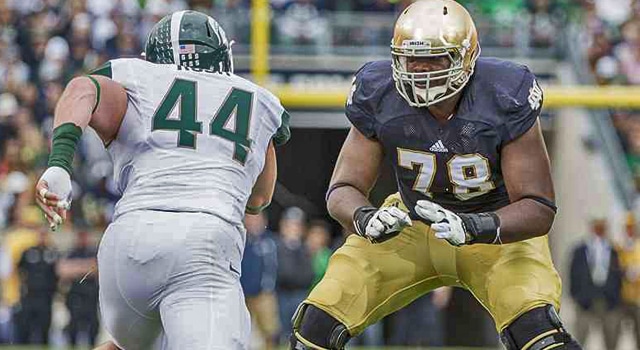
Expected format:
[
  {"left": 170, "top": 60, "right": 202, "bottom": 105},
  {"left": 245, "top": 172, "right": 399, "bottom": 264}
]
[
  {"left": 327, "top": 186, "right": 372, "bottom": 234},
  {"left": 246, "top": 179, "right": 275, "bottom": 214},
  {"left": 247, "top": 143, "right": 276, "bottom": 214},
  {"left": 54, "top": 77, "right": 97, "bottom": 129},
  {"left": 326, "top": 127, "right": 383, "bottom": 235},
  {"left": 495, "top": 198, "right": 555, "bottom": 243},
  {"left": 46, "top": 77, "right": 98, "bottom": 176}
]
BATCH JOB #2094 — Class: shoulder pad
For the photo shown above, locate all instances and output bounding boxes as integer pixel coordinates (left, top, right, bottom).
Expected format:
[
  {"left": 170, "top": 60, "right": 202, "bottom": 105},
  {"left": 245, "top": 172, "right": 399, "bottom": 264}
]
[
  {"left": 90, "top": 59, "right": 153, "bottom": 94},
  {"left": 474, "top": 58, "right": 543, "bottom": 143},
  {"left": 90, "top": 58, "right": 150, "bottom": 79},
  {"left": 345, "top": 60, "right": 393, "bottom": 139}
]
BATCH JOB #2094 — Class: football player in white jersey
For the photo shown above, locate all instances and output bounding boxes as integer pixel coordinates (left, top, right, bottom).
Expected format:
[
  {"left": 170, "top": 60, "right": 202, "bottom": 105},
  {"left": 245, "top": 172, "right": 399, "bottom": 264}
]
[{"left": 34, "top": 10, "right": 290, "bottom": 350}]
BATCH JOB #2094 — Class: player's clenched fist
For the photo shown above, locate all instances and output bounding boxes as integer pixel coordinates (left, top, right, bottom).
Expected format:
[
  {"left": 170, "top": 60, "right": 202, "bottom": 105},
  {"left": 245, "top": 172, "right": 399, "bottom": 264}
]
[
  {"left": 35, "top": 166, "right": 72, "bottom": 231},
  {"left": 353, "top": 205, "right": 412, "bottom": 243},
  {"left": 415, "top": 199, "right": 501, "bottom": 246}
]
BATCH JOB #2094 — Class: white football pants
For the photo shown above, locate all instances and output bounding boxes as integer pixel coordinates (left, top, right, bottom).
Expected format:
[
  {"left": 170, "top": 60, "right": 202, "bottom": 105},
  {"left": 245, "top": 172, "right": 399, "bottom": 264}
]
[{"left": 97, "top": 210, "right": 249, "bottom": 350}]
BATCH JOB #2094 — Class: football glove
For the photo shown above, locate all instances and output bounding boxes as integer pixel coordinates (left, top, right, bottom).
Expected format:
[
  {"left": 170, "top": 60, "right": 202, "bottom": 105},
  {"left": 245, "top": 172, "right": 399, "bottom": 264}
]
[
  {"left": 353, "top": 205, "right": 412, "bottom": 243},
  {"left": 414, "top": 199, "right": 501, "bottom": 246},
  {"left": 36, "top": 166, "right": 72, "bottom": 231}
]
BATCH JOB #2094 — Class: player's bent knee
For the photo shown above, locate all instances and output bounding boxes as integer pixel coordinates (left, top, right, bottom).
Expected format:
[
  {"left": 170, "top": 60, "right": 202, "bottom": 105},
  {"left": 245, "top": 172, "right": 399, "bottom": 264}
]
[
  {"left": 500, "top": 305, "right": 582, "bottom": 350},
  {"left": 289, "top": 303, "right": 351, "bottom": 350}
]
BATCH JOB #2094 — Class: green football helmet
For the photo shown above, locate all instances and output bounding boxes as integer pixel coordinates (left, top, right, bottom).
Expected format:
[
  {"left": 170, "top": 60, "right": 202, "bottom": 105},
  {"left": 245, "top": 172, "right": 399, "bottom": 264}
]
[{"left": 144, "top": 10, "right": 233, "bottom": 73}]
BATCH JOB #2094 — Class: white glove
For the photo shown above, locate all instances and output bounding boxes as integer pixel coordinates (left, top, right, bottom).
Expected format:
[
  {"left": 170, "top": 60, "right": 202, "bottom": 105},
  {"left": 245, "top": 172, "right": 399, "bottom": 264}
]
[
  {"left": 36, "top": 166, "right": 72, "bottom": 231},
  {"left": 354, "top": 206, "right": 412, "bottom": 243},
  {"left": 414, "top": 200, "right": 468, "bottom": 246}
]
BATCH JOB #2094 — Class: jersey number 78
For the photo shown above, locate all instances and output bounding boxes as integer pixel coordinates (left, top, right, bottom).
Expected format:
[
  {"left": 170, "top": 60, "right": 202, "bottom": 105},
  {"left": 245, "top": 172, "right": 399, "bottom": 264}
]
[
  {"left": 151, "top": 78, "right": 253, "bottom": 165},
  {"left": 398, "top": 148, "right": 495, "bottom": 200}
]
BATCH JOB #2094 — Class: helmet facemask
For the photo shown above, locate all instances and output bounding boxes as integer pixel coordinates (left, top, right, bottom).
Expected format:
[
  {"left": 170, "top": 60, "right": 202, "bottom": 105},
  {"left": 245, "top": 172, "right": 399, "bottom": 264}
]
[
  {"left": 391, "top": 41, "right": 479, "bottom": 108},
  {"left": 177, "top": 40, "right": 234, "bottom": 73}
]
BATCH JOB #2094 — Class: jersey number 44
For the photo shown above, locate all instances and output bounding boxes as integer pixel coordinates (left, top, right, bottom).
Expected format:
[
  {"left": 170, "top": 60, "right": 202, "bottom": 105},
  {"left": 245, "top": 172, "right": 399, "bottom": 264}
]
[{"left": 151, "top": 78, "right": 253, "bottom": 165}]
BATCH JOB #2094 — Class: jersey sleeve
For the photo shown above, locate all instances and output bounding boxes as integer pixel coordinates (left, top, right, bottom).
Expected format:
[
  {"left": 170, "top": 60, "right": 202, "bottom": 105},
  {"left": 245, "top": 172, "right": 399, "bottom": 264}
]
[
  {"left": 345, "top": 63, "right": 377, "bottom": 139},
  {"left": 258, "top": 88, "right": 291, "bottom": 146},
  {"left": 273, "top": 110, "right": 291, "bottom": 146},
  {"left": 501, "top": 67, "right": 543, "bottom": 143}
]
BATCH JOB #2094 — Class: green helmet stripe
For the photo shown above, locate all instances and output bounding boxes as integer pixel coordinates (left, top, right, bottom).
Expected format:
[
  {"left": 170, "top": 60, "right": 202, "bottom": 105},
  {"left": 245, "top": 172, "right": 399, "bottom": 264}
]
[
  {"left": 170, "top": 10, "right": 186, "bottom": 65},
  {"left": 208, "top": 17, "right": 223, "bottom": 47}
]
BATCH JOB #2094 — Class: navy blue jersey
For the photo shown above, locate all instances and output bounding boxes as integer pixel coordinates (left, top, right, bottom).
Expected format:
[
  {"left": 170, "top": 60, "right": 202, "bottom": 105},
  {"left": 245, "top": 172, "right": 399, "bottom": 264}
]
[{"left": 345, "top": 58, "right": 543, "bottom": 215}]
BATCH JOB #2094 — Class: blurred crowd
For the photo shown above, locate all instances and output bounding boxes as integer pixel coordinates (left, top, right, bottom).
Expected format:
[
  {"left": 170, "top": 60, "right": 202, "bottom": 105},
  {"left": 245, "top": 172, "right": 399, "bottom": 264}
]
[
  {"left": 582, "top": 0, "right": 640, "bottom": 190},
  {"left": 265, "top": 0, "right": 578, "bottom": 54},
  {"left": 0, "top": 224, "right": 99, "bottom": 346}
]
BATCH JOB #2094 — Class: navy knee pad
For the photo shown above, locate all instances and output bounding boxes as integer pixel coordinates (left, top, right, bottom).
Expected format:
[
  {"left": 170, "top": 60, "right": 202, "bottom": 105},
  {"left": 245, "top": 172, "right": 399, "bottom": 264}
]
[
  {"left": 500, "top": 305, "right": 582, "bottom": 350},
  {"left": 289, "top": 303, "right": 351, "bottom": 350}
]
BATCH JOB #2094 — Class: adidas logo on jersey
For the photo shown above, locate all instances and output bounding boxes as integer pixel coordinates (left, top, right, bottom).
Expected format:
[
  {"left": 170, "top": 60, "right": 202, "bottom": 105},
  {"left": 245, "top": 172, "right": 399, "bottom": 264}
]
[{"left": 429, "top": 140, "right": 449, "bottom": 153}]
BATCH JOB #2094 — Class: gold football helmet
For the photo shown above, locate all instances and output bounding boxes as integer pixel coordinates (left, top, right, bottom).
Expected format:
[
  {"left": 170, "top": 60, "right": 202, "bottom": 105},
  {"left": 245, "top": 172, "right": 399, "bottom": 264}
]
[{"left": 391, "top": 0, "right": 480, "bottom": 107}]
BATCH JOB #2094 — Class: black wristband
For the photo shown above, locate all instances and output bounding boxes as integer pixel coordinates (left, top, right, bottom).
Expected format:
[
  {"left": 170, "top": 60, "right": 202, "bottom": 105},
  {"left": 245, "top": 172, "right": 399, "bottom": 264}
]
[
  {"left": 458, "top": 212, "right": 501, "bottom": 244},
  {"left": 353, "top": 206, "right": 377, "bottom": 237}
]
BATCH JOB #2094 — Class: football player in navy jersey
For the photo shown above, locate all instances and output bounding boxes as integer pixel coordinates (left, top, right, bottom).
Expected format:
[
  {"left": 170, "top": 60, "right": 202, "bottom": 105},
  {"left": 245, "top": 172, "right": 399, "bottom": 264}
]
[{"left": 289, "top": 1, "right": 582, "bottom": 349}]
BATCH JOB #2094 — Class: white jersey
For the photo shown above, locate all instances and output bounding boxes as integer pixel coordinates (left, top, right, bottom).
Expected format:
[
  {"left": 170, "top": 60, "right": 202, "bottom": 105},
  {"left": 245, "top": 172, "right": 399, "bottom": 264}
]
[{"left": 96, "top": 58, "right": 289, "bottom": 226}]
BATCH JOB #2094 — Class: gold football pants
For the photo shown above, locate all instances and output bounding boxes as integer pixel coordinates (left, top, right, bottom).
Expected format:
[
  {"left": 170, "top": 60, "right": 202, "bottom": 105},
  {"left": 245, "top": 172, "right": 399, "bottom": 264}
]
[{"left": 305, "top": 193, "right": 562, "bottom": 335}]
